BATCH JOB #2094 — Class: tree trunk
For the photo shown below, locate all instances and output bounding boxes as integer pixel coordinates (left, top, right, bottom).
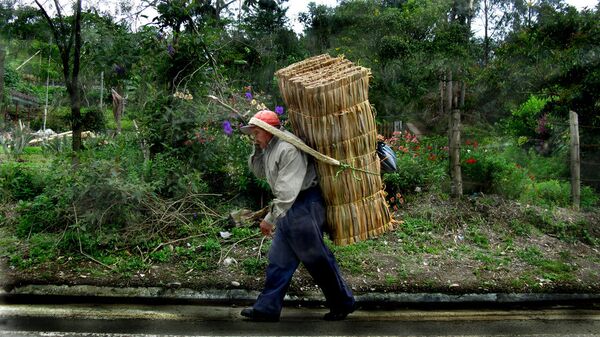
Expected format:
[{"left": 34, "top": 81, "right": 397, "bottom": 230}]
[
  {"left": 446, "top": 70, "right": 453, "bottom": 113},
  {"left": 483, "top": 0, "right": 490, "bottom": 65},
  {"left": 0, "top": 44, "right": 5, "bottom": 114},
  {"left": 71, "top": 0, "right": 83, "bottom": 154},
  {"left": 460, "top": 81, "right": 466, "bottom": 109},
  {"left": 439, "top": 78, "right": 445, "bottom": 118}
]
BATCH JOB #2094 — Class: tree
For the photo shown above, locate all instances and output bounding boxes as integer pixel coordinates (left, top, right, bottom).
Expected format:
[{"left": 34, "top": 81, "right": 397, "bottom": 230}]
[
  {"left": 34, "top": 0, "right": 84, "bottom": 156},
  {"left": 299, "top": 2, "right": 335, "bottom": 52},
  {"left": 236, "top": 0, "right": 300, "bottom": 94},
  {"left": 242, "top": 0, "right": 289, "bottom": 34},
  {"left": 78, "top": 12, "right": 138, "bottom": 113},
  {"left": 1, "top": 1, "right": 50, "bottom": 40}
]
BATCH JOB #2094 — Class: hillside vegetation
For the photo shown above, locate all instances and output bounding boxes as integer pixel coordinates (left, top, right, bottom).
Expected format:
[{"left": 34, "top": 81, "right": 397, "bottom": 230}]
[{"left": 1, "top": 0, "right": 599, "bottom": 293}]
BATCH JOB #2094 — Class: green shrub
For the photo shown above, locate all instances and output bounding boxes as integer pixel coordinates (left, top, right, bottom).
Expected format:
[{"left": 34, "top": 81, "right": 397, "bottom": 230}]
[
  {"left": 0, "top": 162, "right": 46, "bottom": 201},
  {"left": 202, "top": 238, "right": 221, "bottom": 254},
  {"left": 502, "top": 144, "right": 569, "bottom": 181},
  {"left": 9, "top": 233, "right": 58, "bottom": 268},
  {"left": 504, "top": 95, "right": 554, "bottom": 139},
  {"left": 81, "top": 107, "right": 107, "bottom": 132},
  {"left": 382, "top": 159, "right": 424, "bottom": 193},
  {"left": 30, "top": 107, "right": 71, "bottom": 133},
  {"left": 27, "top": 233, "right": 58, "bottom": 264},
  {"left": 382, "top": 133, "right": 447, "bottom": 194},
  {"left": 461, "top": 148, "right": 530, "bottom": 199},
  {"left": 16, "top": 194, "right": 62, "bottom": 237},
  {"left": 144, "top": 152, "right": 196, "bottom": 197},
  {"left": 72, "top": 158, "right": 155, "bottom": 229},
  {"left": 521, "top": 180, "right": 598, "bottom": 210},
  {"left": 521, "top": 180, "right": 569, "bottom": 208},
  {"left": 15, "top": 138, "right": 155, "bottom": 237},
  {"left": 182, "top": 128, "right": 257, "bottom": 198},
  {"left": 149, "top": 247, "right": 173, "bottom": 263}
]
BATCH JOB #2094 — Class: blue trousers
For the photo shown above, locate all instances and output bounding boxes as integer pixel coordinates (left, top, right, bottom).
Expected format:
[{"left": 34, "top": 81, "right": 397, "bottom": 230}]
[{"left": 253, "top": 186, "right": 355, "bottom": 316}]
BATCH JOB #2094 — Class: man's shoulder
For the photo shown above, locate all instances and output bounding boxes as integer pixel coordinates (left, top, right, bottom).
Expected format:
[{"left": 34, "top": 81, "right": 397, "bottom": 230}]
[
  {"left": 274, "top": 138, "right": 297, "bottom": 152},
  {"left": 273, "top": 133, "right": 301, "bottom": 155}
]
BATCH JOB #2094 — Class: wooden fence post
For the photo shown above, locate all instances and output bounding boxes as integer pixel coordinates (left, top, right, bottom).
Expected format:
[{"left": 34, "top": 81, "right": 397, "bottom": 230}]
[
  {"left": 449, "top": 108, "right": 462, "bottom": 198},
  {"left": 569, "top": 110, "right": 581, "bottom": 210},
  {"left": 111, "top": 89, "right": 123, "bottom": 135}
]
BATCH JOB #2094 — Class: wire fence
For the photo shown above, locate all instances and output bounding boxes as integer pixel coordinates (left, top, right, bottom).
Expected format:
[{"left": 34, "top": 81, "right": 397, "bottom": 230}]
[{"left": 379, "top": 112, "right": 600, "bottom": 205}]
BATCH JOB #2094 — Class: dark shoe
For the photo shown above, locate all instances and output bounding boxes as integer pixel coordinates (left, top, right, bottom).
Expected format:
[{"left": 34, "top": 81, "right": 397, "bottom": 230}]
[
  {"left": 323, "top": 304, "right": 356, "bottom": 321},
  {"left": 240, "top": 308, "right": 279, "bottom": 322}
]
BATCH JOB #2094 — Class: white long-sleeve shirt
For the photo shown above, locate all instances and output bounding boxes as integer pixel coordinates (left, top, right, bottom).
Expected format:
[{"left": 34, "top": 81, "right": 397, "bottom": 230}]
[{"left": 248, "top": 130, "right": 318, "bottom": 225}]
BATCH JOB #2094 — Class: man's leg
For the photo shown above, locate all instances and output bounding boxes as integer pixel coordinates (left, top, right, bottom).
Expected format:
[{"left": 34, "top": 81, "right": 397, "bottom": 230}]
[
  {"left": 286, "top": 190, "right": 355, "bottom": 315},
  {"left": 251, "top": 228, "right": 299, "bottom": 318},
  {"left": 299, "top": 231, "right": 355, "bottom": 315}
]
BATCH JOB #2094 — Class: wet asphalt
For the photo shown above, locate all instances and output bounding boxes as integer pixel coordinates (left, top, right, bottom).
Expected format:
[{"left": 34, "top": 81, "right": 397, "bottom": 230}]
[{"left": 1, "top": 292, "right": 599, "bottom": 336}]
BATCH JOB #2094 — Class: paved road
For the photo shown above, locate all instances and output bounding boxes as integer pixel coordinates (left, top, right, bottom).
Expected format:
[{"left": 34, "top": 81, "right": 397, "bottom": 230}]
[{"left": 1, "top": 303, "right": 600, "bottom": 336}]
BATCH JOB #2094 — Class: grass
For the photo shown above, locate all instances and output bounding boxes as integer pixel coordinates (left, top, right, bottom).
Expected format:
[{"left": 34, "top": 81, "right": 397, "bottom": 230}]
[
  {"left": 395, "top": 217, "right": 444, "bottom": 254},
  {"left": 0, "top": 135, "right": 599, "bottom": 293},
  {"left": 467, "top": 226, "right": 490, "bottom": 248},
  {"left": 509, "top": 219, "right": 535, "bottom": 236},
  {"left": 515, "top": 246, "right": 576, "bottom": 283},
  {"left": 474, "top": 251, "right": 511, "bottom": 271},
  {"left": 330, "top": 240, "right": 378, "bottom": 275}
]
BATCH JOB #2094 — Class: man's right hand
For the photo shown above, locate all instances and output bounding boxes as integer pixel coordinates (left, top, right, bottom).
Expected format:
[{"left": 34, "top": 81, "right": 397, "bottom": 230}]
[{"left": 259, "top": 220, "right": 274, "bottom": 237}]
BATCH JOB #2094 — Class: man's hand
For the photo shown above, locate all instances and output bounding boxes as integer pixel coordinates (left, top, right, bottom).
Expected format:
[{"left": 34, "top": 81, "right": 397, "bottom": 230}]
[{"left": 259, "top": 220, "right": 274, "bottom": 237}]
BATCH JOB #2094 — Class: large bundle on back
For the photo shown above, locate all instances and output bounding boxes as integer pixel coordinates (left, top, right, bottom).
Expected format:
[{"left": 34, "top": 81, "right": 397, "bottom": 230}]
[{"left": 275, "top": 54, "right": 394, "bottom": 246}]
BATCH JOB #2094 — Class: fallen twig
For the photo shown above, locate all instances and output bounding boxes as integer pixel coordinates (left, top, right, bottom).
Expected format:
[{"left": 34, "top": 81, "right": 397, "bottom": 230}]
[
  {"left": 144, "top": 234, "right": 208, "bottom": 263},
  {"left": 258, "top": 236, "right": 267, "bottom": 259},
  {"left": 218, "top": 233, "right": 261, "bottom": 265}
]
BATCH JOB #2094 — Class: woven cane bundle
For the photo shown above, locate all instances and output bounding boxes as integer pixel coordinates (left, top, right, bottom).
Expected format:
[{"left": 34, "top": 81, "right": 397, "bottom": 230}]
[{"left": 275, "top": 54, "right": 394, "bottom": 246}]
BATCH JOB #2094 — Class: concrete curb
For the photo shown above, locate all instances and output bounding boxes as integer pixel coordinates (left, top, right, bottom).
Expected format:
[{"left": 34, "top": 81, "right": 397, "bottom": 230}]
[{"left": 2, "top": 285, "right": 600, "bottom": 308}]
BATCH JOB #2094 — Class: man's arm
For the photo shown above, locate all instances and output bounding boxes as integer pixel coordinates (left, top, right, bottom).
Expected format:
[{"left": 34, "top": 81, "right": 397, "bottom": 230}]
[{"left": 263, "top": 146, "right": 307, "bottom": 225}]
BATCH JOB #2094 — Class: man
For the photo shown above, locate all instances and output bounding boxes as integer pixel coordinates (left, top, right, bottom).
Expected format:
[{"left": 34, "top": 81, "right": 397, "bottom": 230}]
[{"left": 240, "top": 110, "right": 355, "bottom": 322}]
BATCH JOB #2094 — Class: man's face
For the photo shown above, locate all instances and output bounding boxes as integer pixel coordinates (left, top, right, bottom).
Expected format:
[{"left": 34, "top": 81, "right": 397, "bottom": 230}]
[{"left": 251, "top": 127, "right": 273, "bottom": 149}]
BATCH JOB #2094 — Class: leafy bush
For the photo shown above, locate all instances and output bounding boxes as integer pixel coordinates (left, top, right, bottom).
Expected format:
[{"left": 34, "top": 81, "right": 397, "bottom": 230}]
[
  {"left": 501, "top": 143, "right": 569, "bottom": 181},
  {"left": 461, "top": 149, "right": 530, "bottom": 199},
  {"left": 382, "top": 132, "right": 447, "bottom": 195},
  {"left": 520, "top": 179, "right": 599, "bottom": 210},
  {"left": 16, "top": 194, "right": 63, "bottom": 238},
  {"left": 16, "top": 137, "right": 151, "bottom": 237},
  {"left": 0, "top": 162, "right": 46, "bottom": 201},
  {"left": 30, "top": 107, "right": 71, "bottom": 133},
  {"left": 81, "top": 107, "right": 107, "bottom": 132},
  {"left": 504, "top": 95, "right": 554, "bottom": 139},
  {"left": 13, "top": 134, "right": 225, "bottom": 258}
]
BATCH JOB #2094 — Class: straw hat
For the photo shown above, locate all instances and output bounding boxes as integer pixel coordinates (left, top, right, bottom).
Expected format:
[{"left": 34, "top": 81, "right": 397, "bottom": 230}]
[{"left": 240, "top": 110, "right": 280, "bottom": 134}]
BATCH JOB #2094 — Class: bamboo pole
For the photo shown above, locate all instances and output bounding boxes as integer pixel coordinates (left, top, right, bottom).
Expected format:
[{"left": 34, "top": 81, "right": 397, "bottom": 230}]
[
  {"left": 248, "top": 117, "right": 341, "bottom": 167},
  {"left": 569, "top": 110, "right": 581, "bottom": 210}
]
